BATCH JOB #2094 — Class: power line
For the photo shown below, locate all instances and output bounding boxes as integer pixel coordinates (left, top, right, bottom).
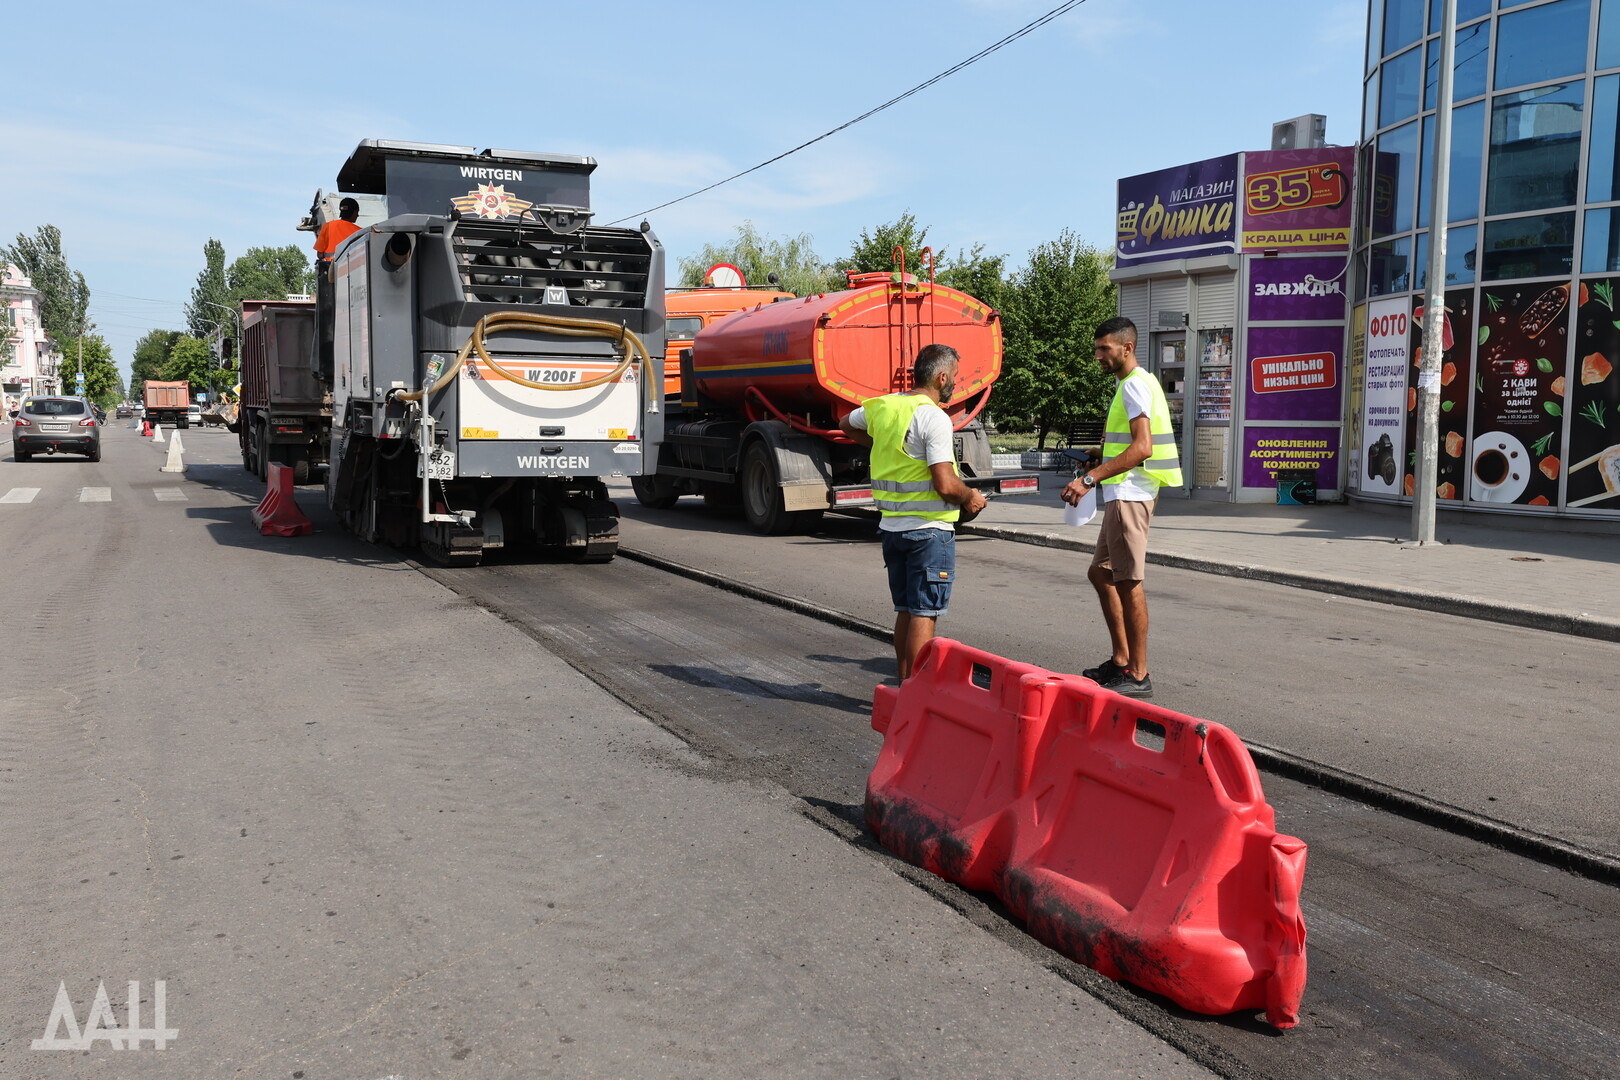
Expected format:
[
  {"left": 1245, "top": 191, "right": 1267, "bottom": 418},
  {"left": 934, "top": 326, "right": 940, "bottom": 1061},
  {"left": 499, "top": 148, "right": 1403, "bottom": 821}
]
[{"left": 606, "top": 0, "right": 1089, "bottom": 225}]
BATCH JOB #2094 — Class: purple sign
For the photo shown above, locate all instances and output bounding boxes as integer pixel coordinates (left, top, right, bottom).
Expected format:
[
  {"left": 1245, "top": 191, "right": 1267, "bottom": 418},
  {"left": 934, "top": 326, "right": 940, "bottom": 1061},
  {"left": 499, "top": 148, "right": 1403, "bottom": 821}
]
[
  {"left": 1247, "top": 256, "right": 1352, "bottom": 322},
  {"left": 1244, "top": 325, "right": 1344, "bottom": 421},
  {"left": 1115, "top": 155, "right": 1239, "bottom": 268},
  {"left": 1242, "top": 427, "right": 1341, "bottom": 489},
  {"left": 1240, "top": 148, "right": 1356, "bottom": 252}
]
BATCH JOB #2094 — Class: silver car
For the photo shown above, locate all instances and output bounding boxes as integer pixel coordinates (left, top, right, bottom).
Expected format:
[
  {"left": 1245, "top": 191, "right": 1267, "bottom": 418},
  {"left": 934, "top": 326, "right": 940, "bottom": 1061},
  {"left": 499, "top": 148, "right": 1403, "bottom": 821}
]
[{"left": 12, "top": 396, "right": 101, "bottom": 462}]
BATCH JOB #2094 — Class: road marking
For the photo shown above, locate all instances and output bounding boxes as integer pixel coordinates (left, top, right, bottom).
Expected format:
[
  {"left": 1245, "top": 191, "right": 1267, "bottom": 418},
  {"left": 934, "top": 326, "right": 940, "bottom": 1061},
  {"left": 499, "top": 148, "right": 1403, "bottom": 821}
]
[
  {"left": 153, "top": 487, "right": 188, "bottom": 502},
  {"left": 79, "top": 487, "right": 112, "bottom": 502},
  {"left": 0, "top": 487, "right": 41, "bottom": 504}
]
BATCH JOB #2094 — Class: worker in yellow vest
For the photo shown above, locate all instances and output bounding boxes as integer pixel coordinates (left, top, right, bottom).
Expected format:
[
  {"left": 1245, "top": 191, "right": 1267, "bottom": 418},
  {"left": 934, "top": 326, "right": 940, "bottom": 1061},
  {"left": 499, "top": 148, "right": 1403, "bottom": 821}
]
[
  {"left": 840, "top": 344, "right": 988, "bottom": 680},
  {"left": 1061, "top": 317, "right": 1183, "bottom": 698}
]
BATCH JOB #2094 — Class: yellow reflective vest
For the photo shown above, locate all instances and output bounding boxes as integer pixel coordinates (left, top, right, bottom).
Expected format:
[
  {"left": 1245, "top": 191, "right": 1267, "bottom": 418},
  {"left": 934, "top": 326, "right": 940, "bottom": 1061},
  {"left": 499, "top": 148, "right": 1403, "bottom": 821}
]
[
  {"left": 863, "top": 393, "right": 960, "bottom": 523},
  {"left": 1102, "top": 367, "right": 1183, "bottom": 489}
]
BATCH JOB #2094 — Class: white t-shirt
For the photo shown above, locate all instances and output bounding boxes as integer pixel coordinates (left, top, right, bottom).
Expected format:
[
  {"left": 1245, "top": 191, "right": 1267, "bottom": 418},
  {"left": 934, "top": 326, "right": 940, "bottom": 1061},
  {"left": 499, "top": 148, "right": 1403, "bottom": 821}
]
[
  {"left": 846, "top": 397, "right": 957, "bottom": 532},
  {"left": 1105, "top": 374, "right": 1160, "bottom": 503}
]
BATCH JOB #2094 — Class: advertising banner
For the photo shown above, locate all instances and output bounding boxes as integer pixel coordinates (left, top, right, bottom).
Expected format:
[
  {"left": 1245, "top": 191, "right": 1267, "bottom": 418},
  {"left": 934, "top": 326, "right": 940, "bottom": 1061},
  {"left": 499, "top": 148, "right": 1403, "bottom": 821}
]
[
  {"left": 1243, "top": 326, "right": 1343, "bottom": 421},
  {"left": 1471, "top": 283, "right": 1569, "bottom": 506},
  {"left": 1569, "top": 279, "right": 1620, "bottom": 509},
  {"left": 1115, "top": 155, "right": 1239, "bottom": 268},
  {"left": 1403, "top": 290, "right": 1474, "bottom": 502},
  {"left": 1241, "top": 148, "right": 1356, "bottom": 252},
  {"left": 1347, "top": 303, "right": 1367, "bottom": 489},
  {"left": 1247, "top": 256, "right": 1351, "bottom": 322},
  {"left": 1361, "top": 297, "right": 1410, "bottom": 495},
  {"left": 1241, "top": 428, "right": 1340, "bottom": 488}
]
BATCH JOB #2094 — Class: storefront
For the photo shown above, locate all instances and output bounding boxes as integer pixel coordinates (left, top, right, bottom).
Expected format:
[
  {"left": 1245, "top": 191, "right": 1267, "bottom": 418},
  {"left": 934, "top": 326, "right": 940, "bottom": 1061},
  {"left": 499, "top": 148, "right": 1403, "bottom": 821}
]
[{"left": 1114, "top": 148, "right": 1356, "bottom": 502}]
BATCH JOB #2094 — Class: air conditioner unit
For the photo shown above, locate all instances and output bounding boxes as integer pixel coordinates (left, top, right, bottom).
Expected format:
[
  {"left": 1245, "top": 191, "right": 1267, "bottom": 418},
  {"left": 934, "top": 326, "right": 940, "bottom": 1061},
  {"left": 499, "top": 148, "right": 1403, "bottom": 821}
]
[{"left": 1271, "top": 114, "right": 1327, "bottom": 151}]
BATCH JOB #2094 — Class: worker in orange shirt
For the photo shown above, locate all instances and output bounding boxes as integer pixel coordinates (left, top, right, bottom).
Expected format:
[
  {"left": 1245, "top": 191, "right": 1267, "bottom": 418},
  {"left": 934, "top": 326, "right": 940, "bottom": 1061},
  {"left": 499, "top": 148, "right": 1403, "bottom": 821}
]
[{"left": 314, "top": 198, "right": 361, "bottom": 263}]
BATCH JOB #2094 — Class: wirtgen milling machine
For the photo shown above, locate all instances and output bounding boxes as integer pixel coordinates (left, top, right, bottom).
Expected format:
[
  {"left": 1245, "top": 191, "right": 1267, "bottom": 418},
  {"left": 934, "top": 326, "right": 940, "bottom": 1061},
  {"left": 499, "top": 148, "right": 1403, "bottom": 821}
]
[{"left": 314, "top": 140, "right": 663, "bottom": 566}]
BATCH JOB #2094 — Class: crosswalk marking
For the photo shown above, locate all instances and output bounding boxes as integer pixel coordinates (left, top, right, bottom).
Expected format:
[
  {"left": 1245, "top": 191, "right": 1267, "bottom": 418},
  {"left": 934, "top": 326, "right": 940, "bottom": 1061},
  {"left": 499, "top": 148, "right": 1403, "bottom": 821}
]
[
  {"left": 79, "top": 487, "right": 111, "bottom": 503},
  {"left": 153, "top": 487, "right": 188, "bottom": 502},
  {"left": 0, "top": 487, "right": 41, "bottom": 504}
]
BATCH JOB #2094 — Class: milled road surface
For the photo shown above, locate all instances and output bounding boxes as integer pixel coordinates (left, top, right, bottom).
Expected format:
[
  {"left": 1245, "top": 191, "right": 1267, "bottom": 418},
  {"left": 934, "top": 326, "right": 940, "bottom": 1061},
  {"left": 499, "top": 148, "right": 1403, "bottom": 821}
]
[{"left": 0, "top": 424, "right": 1217, "bottom": 1078}]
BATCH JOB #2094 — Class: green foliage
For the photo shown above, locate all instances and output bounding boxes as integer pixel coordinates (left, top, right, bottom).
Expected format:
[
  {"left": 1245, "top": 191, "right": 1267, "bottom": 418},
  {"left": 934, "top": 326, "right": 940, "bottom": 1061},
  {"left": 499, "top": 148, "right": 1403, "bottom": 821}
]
[
  {"left": 130, "top": 329, "right": 181, "bottom": 399},
  {"left": 227, "top": 245, "right": 315, "bottom": 308},
  {"left": 60, "top": 334, "right": 121, "bottom": 406},
  {"left": 185, "top": 239, "right": 232, "bottom": 338},
  {"left": 833, "top": 212, "right": 933, "bottom": 281},
  {"left": 996, "top": 229, "right": 1117, "bottom": 448},
  {"left": 936, "top": 243, "right": 1008, "bottom": 312},
  {"left": 4, "top": 225, "right": 92, "bottom": 343},
  {"left": 676, "top": 222, "right": 839, "bottom": 297},
  {"left": 163, "top": 335, "right": 216, "bottom": 394}
]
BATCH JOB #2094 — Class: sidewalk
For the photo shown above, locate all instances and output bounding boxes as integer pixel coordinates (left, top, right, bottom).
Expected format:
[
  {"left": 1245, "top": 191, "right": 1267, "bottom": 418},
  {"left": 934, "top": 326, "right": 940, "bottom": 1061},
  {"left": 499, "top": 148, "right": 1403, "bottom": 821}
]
[{"left": 964, "top": 482, "right": 1620, "bottom": 641}]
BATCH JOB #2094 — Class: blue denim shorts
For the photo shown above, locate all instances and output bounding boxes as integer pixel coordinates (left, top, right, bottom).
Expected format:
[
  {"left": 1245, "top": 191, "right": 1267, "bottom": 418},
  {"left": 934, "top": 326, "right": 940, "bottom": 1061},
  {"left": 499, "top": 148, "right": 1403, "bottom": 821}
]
[{"left": 882, "top": 527, "right": 956, "bottom": 617}]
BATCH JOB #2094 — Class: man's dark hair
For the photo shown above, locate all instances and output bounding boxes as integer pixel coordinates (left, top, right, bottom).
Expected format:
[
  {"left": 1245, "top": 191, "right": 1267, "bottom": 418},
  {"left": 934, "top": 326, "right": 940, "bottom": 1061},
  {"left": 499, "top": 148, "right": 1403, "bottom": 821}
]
[
  {"left": 339, "top": 197, "right": 360, "bottom": 219},
  {"left": 913, "top": 343, "right": 960, "bottom": 389},
  {"left": 1095, "top": 316, "right": 1137, "bottom": 346}
]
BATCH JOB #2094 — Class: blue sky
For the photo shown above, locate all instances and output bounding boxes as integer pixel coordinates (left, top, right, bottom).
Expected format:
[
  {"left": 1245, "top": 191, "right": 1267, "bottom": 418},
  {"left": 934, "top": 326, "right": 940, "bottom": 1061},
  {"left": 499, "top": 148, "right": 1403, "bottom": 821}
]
[{"left": 2, "top": 0, "right": 1366, "bottom": 380}]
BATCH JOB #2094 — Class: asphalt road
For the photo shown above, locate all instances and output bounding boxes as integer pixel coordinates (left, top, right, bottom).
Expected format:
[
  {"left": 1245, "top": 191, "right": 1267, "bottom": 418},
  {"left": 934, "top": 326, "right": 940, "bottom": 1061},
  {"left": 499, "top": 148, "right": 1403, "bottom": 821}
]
[
  {"left": 607, "top": 481, "right": 1620, "bottom": 858},
  {"left": 0, "top": 424, "right": 1220, "bottom": 1078}
]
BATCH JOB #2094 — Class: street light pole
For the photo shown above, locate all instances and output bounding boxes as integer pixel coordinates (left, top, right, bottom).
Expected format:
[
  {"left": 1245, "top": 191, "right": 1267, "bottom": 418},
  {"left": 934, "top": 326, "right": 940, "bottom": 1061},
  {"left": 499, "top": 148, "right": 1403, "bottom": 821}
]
[{"left": 1413, "top": 0, "right": 1457, "bottom": 545}]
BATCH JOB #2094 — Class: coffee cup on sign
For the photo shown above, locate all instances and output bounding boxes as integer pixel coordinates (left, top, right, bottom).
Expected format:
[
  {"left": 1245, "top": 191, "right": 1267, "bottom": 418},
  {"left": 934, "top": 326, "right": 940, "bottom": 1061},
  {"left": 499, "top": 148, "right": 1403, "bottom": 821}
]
[{"left": 1472, "top": 438, "right": 1519, "bottom": 490}]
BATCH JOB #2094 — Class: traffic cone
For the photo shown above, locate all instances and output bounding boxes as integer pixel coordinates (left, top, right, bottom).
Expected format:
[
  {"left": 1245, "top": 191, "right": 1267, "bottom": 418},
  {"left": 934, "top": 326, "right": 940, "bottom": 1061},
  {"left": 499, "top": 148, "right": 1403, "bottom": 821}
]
[
  {"left": 160, "top": 432, "right": 185, "bottom": 473},
  {"left": 152, "top": 424, "right": 165, "bottom": 444}
]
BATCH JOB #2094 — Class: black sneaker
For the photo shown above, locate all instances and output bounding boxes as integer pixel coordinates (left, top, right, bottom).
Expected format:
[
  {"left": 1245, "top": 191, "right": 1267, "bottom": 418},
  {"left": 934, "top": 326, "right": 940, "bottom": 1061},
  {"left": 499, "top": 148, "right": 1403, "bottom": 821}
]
[
  {"left": 1101, "top": 670, "right": 1153, "bottom": 698},
  {"left": 1083, "top": 657, "right": 1127, "bottom": 683}
]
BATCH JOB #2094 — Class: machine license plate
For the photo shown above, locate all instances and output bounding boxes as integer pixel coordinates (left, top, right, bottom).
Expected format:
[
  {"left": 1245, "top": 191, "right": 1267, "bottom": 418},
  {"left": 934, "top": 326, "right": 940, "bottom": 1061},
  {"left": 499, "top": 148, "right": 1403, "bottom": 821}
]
[{"left": 42, "top": 423, "right": 69, "bottom": 432}]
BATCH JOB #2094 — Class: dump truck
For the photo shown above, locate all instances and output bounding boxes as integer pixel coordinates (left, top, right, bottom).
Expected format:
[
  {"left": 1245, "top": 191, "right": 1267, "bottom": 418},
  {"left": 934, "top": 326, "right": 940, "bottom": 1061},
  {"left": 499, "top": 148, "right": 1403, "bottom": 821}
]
[
  {"left": 633, "top": 257, "right": 1038, "bottom": 534},
  {"left": 237, "top": 298, "right": 331, "bottom": 483},
  {"left": 143, "top": 380, "right": 191, "bottom": 428},
  {"left": 318, "top": 139, "right": 663, "bottom": 566}
]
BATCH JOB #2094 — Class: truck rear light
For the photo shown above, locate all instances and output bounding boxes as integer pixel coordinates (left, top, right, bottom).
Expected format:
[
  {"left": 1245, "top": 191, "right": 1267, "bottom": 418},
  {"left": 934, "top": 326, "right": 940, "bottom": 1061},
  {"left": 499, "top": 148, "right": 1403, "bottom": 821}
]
[
  {"left": 834, "top": 488, "right": 874, "bottom": 505},
  {"left": 274, "top": 426, "right": 304, "bottom": 434},
  {"left": 998, "top": 477, "right": 1038, "bottom": 493}
]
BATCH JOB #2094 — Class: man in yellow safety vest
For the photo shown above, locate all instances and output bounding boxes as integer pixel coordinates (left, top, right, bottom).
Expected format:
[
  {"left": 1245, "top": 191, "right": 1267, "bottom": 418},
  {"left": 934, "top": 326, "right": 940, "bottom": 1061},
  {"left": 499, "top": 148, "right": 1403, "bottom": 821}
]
[
  {"left": 840, "top": 344, "right": 988, "bottom": 680},
  {"left": 1061, "top": 317, "right": 1183, "bottom": 698}
]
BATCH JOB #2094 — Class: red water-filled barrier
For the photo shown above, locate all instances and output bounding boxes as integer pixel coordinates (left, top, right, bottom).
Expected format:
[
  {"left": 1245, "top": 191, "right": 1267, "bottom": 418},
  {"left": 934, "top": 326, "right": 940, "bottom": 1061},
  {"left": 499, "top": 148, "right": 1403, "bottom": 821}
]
[
  {"left": 251, "top": 462, "right": 314, "bottom": 537},
  {"left": 865, "top": 638, "right": 1308, "bottom": 1029},
  {"left": 141, "top": 420, "right": 152, "bottom": 436}
]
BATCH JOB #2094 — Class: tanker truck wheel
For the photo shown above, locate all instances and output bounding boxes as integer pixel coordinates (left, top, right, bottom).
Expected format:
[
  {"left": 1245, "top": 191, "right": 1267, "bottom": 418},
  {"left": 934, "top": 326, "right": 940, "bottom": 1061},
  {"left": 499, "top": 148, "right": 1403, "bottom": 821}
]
[
  {"left": 741, "top": 442, "right": 809, "bottom": 536},
  {"left": 631, "top": 474, "right": 680, "bottom": 509}
]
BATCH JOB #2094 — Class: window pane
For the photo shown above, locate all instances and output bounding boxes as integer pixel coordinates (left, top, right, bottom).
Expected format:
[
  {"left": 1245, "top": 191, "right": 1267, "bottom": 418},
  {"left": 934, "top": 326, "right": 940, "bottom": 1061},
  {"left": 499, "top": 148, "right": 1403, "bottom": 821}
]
[
  {"left": 1487, "top": 82, "right": 1585, "bottom": 215},
  {"left": 1364, "top": 71, "right": 1382, "bottom": 140},
  {"left": 1374, "top": 121, "right": 1421, "bottom": 237},
  {"left": 1414, "top": 223, "right": 1480, "bottom": 288},
  {"left": 1370, "top": 0, "right": 1387, "bottom": 71},
  {"left": 1591, "top": 75, "right": 1620, "bottom": 200},
  {"left": 1425, "top": 19, "right": 1490, "bottom": 108},
  {"left": 1481, "top": 212, "right": 1576, "bottom": 279},
  {"left": 1381, "top": 45, "right": 1425, "bottom": 127},
  {"left": 1582, "top": 208, "right": 1620, "bottom": 270},
  {"left": 1495, "top": 0, "right": 1592, "bottom": 91},
  {"left": 1421, "top": 102, "right": 1487, "bottom": 225},
  {"left": 1432, "top": 0, "right": 1493, "bottom": 31},
  {"left": 1601, "top": 0, "right": 1620, "bottom": 68},
  {"left": 1369, "top": 235, "right": 1414, "bottom": 295},
  {"left": 1385, "top": 0, "right": 1426, "bottom": 56}
]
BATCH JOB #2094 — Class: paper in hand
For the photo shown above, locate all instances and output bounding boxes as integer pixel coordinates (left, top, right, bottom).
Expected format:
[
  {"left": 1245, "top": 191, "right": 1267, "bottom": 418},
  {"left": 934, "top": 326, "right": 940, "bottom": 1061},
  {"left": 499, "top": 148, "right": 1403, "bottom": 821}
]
[{"left": 1063, "top": 488, "right": 1097, "bottom": 527}]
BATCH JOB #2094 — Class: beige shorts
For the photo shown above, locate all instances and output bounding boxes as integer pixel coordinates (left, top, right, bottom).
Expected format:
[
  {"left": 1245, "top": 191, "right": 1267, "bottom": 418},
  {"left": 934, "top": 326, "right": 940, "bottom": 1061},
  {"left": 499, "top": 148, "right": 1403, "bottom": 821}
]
[{"left": 1090, "top": 498, "right": 1156, "bottom": 582}]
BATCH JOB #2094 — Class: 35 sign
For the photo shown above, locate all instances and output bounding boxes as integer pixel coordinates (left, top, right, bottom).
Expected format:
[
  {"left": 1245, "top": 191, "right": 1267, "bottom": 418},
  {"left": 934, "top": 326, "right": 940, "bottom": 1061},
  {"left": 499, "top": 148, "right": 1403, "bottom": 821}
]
[{"left": 1245, "top": 165, "right": 1348, "bottom": 217}]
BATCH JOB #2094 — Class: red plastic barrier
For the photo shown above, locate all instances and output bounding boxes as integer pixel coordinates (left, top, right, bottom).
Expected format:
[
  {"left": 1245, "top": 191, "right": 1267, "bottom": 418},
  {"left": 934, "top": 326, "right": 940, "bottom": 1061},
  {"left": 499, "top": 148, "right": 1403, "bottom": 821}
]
[
  {"left": 865, "top": 639, "right": 1066, "bottom": 892},
  {"left": 141, "top": 420, "right": 152, "bottom": 436},
  {"left": 864, "top": 640, "right": 1308, "bottom": 1029},
  {"left": 251, "top": 462, "right": 314, "bottom": 537}
]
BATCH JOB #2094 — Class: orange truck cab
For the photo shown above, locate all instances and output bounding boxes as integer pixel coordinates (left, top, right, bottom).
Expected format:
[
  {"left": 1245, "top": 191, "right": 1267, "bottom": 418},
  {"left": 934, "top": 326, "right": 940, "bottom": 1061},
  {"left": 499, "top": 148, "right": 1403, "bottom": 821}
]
[{"left": 662, "top": 263, "right": 793, "bottom": 398}]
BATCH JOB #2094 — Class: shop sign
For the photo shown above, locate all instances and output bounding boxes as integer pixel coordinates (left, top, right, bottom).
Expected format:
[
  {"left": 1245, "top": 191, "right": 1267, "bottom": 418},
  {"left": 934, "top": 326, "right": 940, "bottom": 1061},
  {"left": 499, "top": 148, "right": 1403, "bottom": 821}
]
[
  {"left": 1241, "top": 427, "right": 1340, "bottom": 488},
  {"left": 1243, "top": 326, "right": 1343, "bottom": 421},
  {"left": 1240, "top": 148, "right": 1356, "bottom": 252},
  {"left": 1470, "top": 283, "right": 1570, "bottom": 506},
  {"left": 1360, "top": 296, "right": 1409, "bottom": 495},
  {"left": 1569, "top": 279, "right": 1620, "bottom": 509},
  {"left": 1115, "top": 155, "right": 1239, "bottom": 268},
  {"left": 1247, "top": 255, "right": 1351, "bottom": 322}
]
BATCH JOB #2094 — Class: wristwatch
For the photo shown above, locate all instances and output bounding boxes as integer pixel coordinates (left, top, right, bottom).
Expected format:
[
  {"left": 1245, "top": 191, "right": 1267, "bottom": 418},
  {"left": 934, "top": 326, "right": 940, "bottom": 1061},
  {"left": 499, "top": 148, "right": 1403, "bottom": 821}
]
[{"left": 1081, "top": 474, "right": 1098, "bottom": 489}]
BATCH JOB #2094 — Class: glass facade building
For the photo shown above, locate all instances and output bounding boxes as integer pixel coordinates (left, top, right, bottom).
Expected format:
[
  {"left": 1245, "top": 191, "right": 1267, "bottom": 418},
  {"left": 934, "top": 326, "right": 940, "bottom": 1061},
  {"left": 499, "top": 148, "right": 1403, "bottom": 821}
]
[{"left": 1356, "top": 0, "right": 1620, "bottom": 514}]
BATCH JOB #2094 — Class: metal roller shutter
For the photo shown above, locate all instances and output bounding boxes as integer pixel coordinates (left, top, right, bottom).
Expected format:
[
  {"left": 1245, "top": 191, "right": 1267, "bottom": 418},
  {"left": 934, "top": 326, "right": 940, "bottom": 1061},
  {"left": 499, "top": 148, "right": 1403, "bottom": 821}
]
[
  {"left": 1119, "top": 280, "right": 1150, "bottom": 331},
  {"left": 1150, "top": 277, "right": 1189, "bottom": 329},
  {"left": 1193, "top": 273, "right": 1237, "bottom": 329}
]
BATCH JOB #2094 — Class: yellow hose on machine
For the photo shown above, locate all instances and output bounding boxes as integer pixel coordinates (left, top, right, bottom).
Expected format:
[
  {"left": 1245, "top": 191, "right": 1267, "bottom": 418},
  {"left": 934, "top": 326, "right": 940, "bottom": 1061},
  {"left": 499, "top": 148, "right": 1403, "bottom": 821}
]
[{"left": 393, "top": 311, "right": 650, "bottom": 401}]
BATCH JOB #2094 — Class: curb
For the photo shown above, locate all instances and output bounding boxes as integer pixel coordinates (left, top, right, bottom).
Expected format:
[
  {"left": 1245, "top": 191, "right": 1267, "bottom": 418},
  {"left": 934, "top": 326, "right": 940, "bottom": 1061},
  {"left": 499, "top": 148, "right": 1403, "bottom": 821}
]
[{"left": 619, "top": 545, "right": 1620, "bottom": 886}]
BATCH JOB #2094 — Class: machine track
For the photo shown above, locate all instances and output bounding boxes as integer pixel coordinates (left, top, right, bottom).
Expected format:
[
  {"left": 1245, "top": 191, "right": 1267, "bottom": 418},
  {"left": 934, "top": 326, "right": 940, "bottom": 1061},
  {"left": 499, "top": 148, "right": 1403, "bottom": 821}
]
[{"left": 417, "top": 553, "right": 1620, "bottom": 1080}]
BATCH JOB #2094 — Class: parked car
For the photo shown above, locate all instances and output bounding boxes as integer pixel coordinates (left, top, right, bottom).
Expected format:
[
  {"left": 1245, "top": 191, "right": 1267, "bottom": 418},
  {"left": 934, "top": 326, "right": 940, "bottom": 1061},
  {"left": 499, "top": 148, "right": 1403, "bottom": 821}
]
[
  {"left": 186, "top": 404, "right": 204, "bottom": 429},
  {"left": 12, "top": 396, "right": 101, "bottom": 461}
]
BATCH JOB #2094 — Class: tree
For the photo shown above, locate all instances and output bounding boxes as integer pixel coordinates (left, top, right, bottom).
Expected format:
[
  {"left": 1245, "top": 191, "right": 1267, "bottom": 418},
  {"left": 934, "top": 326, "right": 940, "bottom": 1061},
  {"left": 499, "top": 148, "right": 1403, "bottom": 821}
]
[
  {"left": 163, "top": 335, "right": 216, "bottom": 396},
  {"left": 677, "top": 222, "right": 839, "bottom": 297},
  {"left": 833, "top": 212, "right": 932, "bottom": 281},
  {"left": 996, "top": 230, "right": 1117, "bottom": 448},
  {"left": 185, "top": 239, "right": 231, "bottom": 339},
  {"left": 4, "top": 225, "right": 91, "bottom": 344},
  {"left": 227, "top": 245, "right": 315, "bottom": 307},
  {"left": 131, "top": 329, "right": 182, "bottom": 399},
  {"left": 60, "top": 334, "right": 121, "bottom": 407},
  {"left": 936, "top": 243, "right": 1009, "bottom": 312}
]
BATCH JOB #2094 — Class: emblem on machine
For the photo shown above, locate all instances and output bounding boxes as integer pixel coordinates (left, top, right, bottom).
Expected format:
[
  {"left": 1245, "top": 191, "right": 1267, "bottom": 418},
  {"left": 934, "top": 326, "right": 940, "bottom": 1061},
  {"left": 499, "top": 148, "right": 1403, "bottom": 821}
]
[{"left": 451, "top": 183, "right": 535, "bottom": 221}]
